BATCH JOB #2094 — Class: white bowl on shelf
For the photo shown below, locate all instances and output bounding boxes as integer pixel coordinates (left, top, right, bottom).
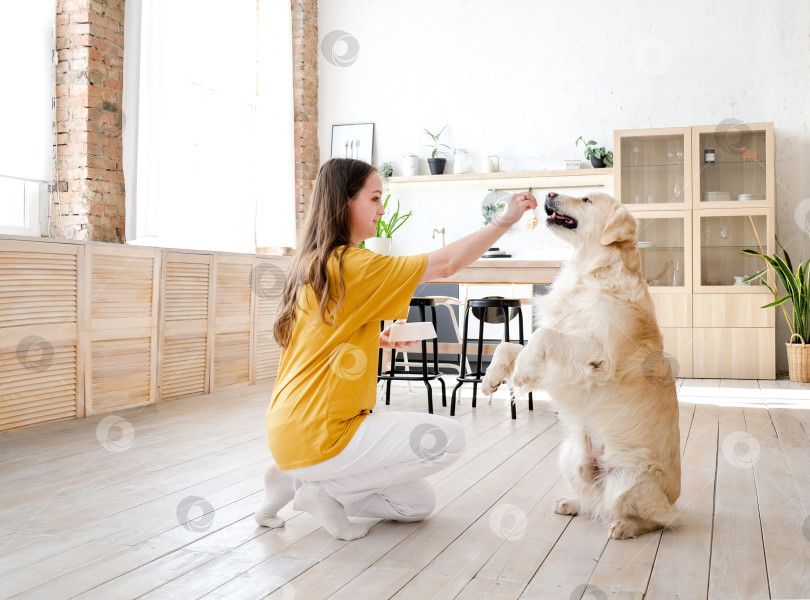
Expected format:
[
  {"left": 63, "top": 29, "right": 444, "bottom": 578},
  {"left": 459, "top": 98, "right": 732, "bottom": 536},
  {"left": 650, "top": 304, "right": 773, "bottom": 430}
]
[
  {"left": 638, "top": 241, "right": 653, "bottom": 249},
  {"left": 702, "top": 191, "right": 731, "bottom": 202},
  {"left": 738, "top": 193, "right": 765, "bottom": 201}
]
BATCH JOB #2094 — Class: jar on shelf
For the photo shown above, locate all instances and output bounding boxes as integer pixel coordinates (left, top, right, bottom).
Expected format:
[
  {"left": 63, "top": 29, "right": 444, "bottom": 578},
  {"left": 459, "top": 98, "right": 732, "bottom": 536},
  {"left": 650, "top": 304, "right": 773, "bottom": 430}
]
[{"left": 453, "top": 149, "right": 468, "bottom": 174}]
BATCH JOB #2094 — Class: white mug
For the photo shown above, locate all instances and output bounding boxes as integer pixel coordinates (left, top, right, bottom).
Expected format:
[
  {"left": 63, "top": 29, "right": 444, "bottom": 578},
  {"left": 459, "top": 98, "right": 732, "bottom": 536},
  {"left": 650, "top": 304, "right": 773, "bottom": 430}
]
[{"left": 481, "top": 158, "right": 494, "bottom": 173}]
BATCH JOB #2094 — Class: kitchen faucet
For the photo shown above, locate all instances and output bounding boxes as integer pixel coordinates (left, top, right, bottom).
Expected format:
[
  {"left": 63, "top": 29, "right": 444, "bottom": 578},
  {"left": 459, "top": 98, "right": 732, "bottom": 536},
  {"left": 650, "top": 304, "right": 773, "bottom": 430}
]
[{"left": 432, "top": 227, "right": 445, "bottom": 247}]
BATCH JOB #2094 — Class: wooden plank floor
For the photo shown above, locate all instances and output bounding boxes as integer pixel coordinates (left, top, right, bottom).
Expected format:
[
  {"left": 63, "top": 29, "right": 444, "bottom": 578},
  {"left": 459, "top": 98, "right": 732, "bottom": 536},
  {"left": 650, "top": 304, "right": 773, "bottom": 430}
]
[{"left": 1, "top": 379, "right": 809, "bottom": 599}]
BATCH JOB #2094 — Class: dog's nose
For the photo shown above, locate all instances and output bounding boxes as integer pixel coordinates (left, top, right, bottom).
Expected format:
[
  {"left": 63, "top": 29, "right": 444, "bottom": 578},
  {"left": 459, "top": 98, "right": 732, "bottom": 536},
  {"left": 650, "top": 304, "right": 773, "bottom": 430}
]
[{"left": 546, "top": 192, "right": 557, "bottom": 200}]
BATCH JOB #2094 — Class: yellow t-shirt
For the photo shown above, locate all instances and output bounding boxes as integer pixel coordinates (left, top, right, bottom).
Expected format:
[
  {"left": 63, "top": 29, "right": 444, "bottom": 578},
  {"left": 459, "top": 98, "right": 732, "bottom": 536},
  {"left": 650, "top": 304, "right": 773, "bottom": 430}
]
[{"left": 266, "top": 247, "right": 428, "bottom": 470}]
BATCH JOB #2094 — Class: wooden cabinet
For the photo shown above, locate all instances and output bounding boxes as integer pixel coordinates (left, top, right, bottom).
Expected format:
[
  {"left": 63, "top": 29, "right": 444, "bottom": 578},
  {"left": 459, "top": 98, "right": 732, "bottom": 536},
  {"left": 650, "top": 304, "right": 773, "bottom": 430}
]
[
  {"left": 0, "top": 236, "right": 290, "bottom": 431},
  {"left": 615, "top": 123, "right": 775, "bottom": 379}
]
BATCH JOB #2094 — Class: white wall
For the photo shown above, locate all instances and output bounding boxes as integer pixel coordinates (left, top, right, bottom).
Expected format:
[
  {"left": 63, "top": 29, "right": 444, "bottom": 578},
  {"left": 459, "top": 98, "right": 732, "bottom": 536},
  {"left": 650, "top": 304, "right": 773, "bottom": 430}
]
[{"left": 318, "top": 0, "right": 810, "bottom": 372}]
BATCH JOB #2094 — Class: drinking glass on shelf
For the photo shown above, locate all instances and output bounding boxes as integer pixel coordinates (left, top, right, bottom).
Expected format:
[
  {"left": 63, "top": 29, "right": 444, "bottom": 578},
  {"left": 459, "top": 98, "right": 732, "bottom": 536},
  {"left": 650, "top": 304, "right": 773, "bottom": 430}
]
[
  {"left": 632, "top": 143, "right": 640, "bottom": 166},
  {"left": 719, "top": 225, "right": 729, "bottom": 245},
  {"left": 667, "top": 151, "right": 674, "bottom": 163},
  {"left": 671, "top": 259, "right": 681, "bottom": 286},
  {"left": 704, "top": 224, "right": 712, "bottom": 245},
  {"left": 676, "top": 150, "right": 684, "bottom": 163},
  {"left": 647, "top": 195, "right": 655, "bottom": 204},
  {"left": 672, "top": 184, "right": 682, "bottom": 201}
]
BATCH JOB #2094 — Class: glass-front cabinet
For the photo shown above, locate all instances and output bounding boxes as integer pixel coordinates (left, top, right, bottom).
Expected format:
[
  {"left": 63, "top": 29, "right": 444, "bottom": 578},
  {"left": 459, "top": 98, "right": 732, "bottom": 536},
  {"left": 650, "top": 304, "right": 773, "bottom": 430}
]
[
  {"left": 693, "top": 123, "right": 773, "bottom": 208},
  {"left": 614, "top": 123, "right": 775, "bottom": 379},
  {"left": 614, "top": 127, "right": 691, "bottom": 210},
  {"left": 635, "top": 213, "right": 689, "bottom": 289},
  {"left": 695, "top": 211, "right": 771, "bottom": 290}
]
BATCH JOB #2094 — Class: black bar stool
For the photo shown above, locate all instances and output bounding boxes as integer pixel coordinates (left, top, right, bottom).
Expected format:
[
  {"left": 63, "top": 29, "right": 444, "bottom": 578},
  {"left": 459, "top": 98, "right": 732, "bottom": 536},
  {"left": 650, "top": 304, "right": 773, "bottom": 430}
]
[
  {"left": 377, "top": 298, "right": 447, "bottom": 413},
  {"left": 450, "top": 297, "right": 533, "bottom": 419}
]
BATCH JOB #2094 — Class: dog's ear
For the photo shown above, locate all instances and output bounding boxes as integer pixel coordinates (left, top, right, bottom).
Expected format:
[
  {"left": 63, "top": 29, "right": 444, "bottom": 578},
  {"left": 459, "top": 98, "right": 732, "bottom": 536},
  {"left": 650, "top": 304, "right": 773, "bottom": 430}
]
[{"left": 600, "top": 205, "right": 636, "bottom": 245}]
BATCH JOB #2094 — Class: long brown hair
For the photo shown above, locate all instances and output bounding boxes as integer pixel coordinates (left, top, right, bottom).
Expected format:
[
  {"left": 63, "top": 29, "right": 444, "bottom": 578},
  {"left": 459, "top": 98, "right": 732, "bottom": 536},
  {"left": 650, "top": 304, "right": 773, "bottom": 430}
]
[{"left": 273, "top": 158, "right": 376, "bottom": 349}]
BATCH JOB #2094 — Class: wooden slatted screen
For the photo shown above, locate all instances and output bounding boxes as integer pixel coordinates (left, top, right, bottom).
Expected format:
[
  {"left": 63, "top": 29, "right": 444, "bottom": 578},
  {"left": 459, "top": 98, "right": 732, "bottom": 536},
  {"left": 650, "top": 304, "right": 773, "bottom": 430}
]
[
  {"left": 159, "top": 252, "right": 212, "bottom": 400},
  {"left": 212, "top": 255, "right": 253, "bottom": 390},
  {"left": 253, "top": 257, "right": 286, "bottom": 381},
  {"left": 0, "top": 236, "right": 289, "bottom": 430},
  {"left": 84, "top": 246, "right": 160, "bottom": 415},
  {"left": 0, "top": 240, "right": 81, "bottom": 431}
]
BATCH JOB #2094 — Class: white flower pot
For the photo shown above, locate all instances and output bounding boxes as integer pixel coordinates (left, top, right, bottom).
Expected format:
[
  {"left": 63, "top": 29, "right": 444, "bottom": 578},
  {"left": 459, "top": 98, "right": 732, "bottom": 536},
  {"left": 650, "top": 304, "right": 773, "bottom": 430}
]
[
  {"left": 402, "top": 156, "right": 419, "bottom": 177},
  {"left": 364, "top": 237, "right": 392, "bottom": 255}
]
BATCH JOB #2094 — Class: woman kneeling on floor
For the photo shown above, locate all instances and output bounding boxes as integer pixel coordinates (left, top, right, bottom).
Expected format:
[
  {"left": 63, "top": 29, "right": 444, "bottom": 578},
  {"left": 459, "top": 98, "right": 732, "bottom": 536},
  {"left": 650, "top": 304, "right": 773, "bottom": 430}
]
[{"left": 255, "top": 158, "right": 537, "bottom": 540}]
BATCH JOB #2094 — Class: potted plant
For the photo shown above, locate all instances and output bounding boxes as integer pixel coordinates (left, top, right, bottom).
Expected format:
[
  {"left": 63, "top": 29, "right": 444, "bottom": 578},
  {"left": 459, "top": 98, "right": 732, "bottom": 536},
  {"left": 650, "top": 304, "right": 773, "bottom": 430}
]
[
  {"left": 743, "top": 241, "right": 810, "bottom": 381},
  {"left": 379, "top": 161, "right": 393, "bottom": 180},
  {"left": 425, "top": 126, "right": 452, "bottom": 175},
  {"left": 361, "top": 195, "right": 413, "bottom": 255},
  {"left": 576, "top": 136, "right": 614, "bottom": 168}
]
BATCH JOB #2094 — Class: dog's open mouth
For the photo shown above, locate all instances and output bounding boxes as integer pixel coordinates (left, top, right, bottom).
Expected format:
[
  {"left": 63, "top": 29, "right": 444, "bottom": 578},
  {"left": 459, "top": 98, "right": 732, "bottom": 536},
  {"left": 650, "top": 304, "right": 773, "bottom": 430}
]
[{"left": 545, "top": 205, "right": 577, "bottom": 229}]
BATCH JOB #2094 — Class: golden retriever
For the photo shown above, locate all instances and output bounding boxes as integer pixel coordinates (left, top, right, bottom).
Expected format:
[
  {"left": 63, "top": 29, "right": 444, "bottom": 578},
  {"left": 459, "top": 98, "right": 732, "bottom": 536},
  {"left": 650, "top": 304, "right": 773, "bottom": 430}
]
[{"left": 482, "top": 191, "right": 681, "bottom": 539}]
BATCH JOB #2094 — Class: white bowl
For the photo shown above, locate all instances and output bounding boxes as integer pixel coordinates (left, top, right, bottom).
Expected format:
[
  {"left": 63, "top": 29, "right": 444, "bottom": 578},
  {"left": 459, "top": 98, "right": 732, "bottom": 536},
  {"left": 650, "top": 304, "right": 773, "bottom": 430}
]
[
  {"left": 738, "top": 194, "right": 765, "bottom": 201},
  {"left": 702, "top": 191, "right": 731, "bottom": 202},
  {"left": 638, "top": 241, "right": 653, "bottom": 249}
]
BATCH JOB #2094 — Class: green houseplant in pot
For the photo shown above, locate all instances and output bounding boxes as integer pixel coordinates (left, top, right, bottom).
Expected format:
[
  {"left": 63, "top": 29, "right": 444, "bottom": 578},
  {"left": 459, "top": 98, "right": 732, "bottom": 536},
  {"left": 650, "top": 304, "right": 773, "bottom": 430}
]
[
  {"left": 425, "top": 126, "right": 451, "bottom": 175},
  {"left": 743, "top": 240, "right": 810, "bottom": 381},
  {"left": 361, "top": 195, "right": 413, "bottom": 255},
  {"left": 576, "top": 136, "right": 614, "bottom": 168}
]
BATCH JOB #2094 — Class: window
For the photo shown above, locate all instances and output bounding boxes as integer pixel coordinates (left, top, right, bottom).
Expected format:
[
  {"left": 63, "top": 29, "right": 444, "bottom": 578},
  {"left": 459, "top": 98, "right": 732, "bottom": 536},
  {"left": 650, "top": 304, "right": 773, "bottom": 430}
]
[
  {"left": 124, "top": 0, "right": 295, "bottom": 253},
  {"left": 0, "top": 1, "right": 54, "bottom": 236},
  {"left": 0, "top": 177, "right": 46, "bottom": 237}
]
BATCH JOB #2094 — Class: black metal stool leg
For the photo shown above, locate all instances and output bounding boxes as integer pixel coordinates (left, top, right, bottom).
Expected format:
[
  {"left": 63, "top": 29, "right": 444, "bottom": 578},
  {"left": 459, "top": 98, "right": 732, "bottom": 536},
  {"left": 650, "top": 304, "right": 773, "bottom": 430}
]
[
  {"left": 416, "top": 303, "right": 434, "bottom": 413},
  {"left": 385, "top": 347, "right": 395, "bottom": 405},
  {"left": 429, "top": 306, "right": 446, "bottom": 407},
  {"left": 500, "top": 304, "right": 518, "bottom": 420},
  {"left": 472, "top": 308, "right": 486, "bottom": 408},
  {"left": 516, "top": 308, "right": 534, "bottom": 411},
  {"left": 450, "top": 382, "right": 463, "bottom": 416},
  {"left": 452, "top": 305, "right": 472, "bottom": 416}
]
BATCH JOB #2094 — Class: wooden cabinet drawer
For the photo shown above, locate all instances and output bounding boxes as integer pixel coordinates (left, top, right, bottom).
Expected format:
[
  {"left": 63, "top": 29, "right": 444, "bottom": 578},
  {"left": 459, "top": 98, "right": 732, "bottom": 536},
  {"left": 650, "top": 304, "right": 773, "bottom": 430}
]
[
  {"left": 693, "top": 294, "right": 774, "bottom": 328},
  {"left": 660, "top": 327, "right": 692, "bottom": 378},
  {"left": 651, "top": 293, "right": 691, "bottom": 328},
  {"left": 693, "top": 328, "right": 775, "bottom": 379}
]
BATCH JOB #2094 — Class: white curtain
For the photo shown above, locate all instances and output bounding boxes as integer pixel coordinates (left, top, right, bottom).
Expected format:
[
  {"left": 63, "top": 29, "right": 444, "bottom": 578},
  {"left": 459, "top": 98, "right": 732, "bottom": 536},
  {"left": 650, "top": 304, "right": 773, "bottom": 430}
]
[{"left": 123, "top": 0, "right": 295, "bottom": 252}]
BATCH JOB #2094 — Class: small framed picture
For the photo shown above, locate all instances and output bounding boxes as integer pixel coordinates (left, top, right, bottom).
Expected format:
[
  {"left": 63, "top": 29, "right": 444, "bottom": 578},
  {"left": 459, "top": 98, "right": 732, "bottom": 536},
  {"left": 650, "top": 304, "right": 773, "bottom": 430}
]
[{"left": 331, "top": 123, "right": 374, "bottom": 163}]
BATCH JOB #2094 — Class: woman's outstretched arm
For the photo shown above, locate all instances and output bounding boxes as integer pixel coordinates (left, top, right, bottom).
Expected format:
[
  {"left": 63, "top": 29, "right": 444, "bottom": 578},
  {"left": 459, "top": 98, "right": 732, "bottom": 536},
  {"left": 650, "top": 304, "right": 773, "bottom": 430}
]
[{"left": 419, "top": 192, "right": 538, "bottom": 283}]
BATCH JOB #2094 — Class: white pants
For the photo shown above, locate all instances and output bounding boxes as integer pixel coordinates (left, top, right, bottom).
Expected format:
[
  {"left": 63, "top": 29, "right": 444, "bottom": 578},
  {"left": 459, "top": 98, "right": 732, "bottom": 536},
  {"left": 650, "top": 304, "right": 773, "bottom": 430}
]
[{"left": 284, "top": 412, "right": 465, "bottom": 522}]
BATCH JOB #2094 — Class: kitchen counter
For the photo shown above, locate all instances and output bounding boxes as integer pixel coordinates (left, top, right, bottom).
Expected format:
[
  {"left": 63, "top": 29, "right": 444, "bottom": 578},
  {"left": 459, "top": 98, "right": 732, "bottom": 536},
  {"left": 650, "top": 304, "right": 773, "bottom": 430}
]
[{"left": 429, "top": 258, "right": 563, "bottom": 284}]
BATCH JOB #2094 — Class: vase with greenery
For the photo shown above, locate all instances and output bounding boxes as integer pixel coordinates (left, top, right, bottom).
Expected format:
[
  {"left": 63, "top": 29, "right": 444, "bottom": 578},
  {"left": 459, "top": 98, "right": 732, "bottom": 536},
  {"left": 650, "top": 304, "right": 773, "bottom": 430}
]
[
  {"left": 576, "top": 136, "right": 614, "bottom": 168},
  {"left": 360, "top": 195, "right": 413, "bottom": 255},
  {"left": 743, "top": 240, "right": 810, "bottom": 381},
  {"left": 425, "top": 126, "right": 451, "bottom": 175}
]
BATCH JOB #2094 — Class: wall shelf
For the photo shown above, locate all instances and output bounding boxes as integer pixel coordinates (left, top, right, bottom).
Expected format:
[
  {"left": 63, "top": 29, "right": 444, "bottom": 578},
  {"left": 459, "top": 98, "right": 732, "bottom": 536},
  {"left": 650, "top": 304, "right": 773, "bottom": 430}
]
[{"left": 388, "top": 168, "right": 613, "bottom": 184}]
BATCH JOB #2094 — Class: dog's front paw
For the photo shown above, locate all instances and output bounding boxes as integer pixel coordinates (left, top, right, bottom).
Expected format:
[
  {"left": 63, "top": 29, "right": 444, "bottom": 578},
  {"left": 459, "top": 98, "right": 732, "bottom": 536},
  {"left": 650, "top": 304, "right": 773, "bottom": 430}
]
[
  {"left": 481, "top": 372, "right": 503, "bottom": 396},
  {"left": 553, "top": 497, "right": 580, "bottom": 516}
]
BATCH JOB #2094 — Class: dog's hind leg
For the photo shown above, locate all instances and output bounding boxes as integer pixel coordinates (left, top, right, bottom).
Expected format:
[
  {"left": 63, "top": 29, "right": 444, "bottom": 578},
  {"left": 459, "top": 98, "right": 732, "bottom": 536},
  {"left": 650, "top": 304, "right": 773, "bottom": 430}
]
[
  {"left": 552, "top": 434, "right": 596, "bottom": 517},
  {"left": 481, "top": 342, "right": 523, "bottom": 396},
  {"left": 604, "top": 476, "right": 677, "bottom": 539}
]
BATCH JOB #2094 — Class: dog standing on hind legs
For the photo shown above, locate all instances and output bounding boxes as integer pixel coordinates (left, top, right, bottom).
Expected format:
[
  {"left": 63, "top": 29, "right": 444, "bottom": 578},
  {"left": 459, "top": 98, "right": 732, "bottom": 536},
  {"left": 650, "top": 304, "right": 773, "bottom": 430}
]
[{"left": 482, "top": 191, "right": 681, "bottom": 539}]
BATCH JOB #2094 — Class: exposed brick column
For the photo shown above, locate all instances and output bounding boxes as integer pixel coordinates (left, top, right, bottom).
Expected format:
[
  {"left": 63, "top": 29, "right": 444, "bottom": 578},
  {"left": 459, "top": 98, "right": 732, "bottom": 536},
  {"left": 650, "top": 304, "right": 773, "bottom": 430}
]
[
  {"left": 53, "top": 0, "right": 125, "bottom": 243},
  {"left": 291, "top": 0, "right": 318, "bottom": 242}
]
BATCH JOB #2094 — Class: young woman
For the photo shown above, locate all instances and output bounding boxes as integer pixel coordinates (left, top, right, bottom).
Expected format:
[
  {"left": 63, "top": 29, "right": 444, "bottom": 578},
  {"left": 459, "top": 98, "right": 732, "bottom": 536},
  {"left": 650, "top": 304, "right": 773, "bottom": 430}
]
[{"left": 255, "top": 158, "right": 537, "bottom": 540}]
